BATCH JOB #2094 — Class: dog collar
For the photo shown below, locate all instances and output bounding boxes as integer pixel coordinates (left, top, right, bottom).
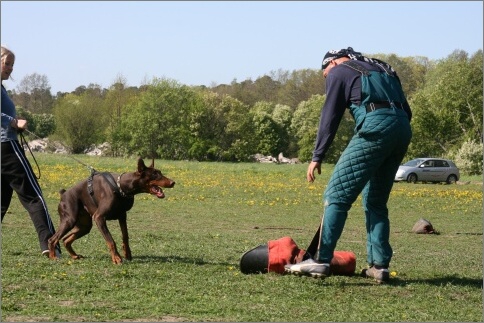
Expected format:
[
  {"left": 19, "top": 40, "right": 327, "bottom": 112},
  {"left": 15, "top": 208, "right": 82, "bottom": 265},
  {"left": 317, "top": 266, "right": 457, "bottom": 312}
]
[{"left": 117, "top": 173, "right": 131, "bottom": 197}]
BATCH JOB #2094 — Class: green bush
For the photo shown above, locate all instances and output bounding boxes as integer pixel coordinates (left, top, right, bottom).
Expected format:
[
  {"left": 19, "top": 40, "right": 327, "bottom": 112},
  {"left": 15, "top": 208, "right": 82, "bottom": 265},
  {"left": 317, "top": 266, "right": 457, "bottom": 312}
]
[
  {"left": 32, "top": 113, "right": 56, "bottom": 138},
  {"left": 452, "top": 139, "right": 483, "bottom": 175}
]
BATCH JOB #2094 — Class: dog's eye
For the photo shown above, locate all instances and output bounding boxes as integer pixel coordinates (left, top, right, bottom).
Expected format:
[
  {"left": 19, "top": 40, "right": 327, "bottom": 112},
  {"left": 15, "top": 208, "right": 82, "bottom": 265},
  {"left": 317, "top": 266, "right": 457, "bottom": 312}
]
[{"left": 151, "top": 171, "right": 162, "bottom": 179}]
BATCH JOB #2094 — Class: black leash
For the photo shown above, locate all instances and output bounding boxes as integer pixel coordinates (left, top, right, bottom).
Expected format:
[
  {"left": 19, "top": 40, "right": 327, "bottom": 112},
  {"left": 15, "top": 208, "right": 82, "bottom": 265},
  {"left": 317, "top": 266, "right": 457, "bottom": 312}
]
[
  {"left": 3, "top": 112, "right": 97, "bottom": 178},
  {"left": 65, "top": 153, "right": 97, "bottom": 174},
  {"left": 19, "top": 127, "right": 125, "bottom": 208},
  {"left": 306, "top": 226, "right": 320, "bottom": 258},
  {"left": 19, "top": 131, "right": 42, "bottom": 179},
  {"left": 20, "top": 127, "right": 97, "bottom": 177}
]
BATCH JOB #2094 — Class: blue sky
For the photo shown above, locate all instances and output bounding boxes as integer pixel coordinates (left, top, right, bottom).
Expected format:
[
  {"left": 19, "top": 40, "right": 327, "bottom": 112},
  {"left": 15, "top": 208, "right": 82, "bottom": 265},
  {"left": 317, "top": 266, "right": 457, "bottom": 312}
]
[{"left": 1, "top": 1, "right": 482, "bottom": 94}]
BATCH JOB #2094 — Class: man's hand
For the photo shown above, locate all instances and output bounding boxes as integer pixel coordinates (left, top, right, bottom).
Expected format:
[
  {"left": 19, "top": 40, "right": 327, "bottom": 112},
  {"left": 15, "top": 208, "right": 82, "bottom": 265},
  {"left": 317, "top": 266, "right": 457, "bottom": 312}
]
[{"left": 307, "top": 161, "right": 321, "bottom": 183}]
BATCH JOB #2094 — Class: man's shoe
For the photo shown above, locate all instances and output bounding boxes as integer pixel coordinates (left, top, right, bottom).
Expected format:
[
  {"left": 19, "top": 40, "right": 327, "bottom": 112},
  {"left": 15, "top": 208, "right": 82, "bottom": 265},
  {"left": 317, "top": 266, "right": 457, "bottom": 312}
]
[
  {"left": 363, "top": 266, "right": 389, "bottom": 284},
  {"left": 284, "top": 258, "right": 330, "bottom": 278}
]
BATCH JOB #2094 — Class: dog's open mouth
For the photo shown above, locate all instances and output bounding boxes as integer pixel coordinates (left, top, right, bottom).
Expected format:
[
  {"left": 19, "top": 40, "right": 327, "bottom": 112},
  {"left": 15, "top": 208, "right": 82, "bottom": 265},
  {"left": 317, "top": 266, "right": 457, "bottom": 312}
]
[{"left": 150, "top": 186, "right": 165, "bottom": 198}]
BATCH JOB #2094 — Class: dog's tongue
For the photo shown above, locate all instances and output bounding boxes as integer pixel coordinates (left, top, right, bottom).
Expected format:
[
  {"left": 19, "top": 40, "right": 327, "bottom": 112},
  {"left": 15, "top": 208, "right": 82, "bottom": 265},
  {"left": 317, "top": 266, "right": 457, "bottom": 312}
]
[{"left": 150, "top": 186, "right": 165, "bottom": 198}]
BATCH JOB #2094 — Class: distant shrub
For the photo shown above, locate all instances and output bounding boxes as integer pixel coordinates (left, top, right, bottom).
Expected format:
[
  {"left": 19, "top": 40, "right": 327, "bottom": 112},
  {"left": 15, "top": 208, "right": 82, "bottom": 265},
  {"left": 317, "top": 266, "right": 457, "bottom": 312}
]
[
  {"left": 32, "top": 113, "right": 56, "bottom": 138},
  {"left": 453, "top": 139, "right": 483, "bottom": 175}
]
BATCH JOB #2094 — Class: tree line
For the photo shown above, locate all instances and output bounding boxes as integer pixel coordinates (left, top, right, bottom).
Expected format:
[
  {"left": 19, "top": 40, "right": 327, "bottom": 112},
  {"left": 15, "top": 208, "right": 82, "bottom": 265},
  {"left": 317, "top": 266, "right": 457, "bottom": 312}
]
[{"left": 7, "top": 49, "right": 483, "bottom": 175}]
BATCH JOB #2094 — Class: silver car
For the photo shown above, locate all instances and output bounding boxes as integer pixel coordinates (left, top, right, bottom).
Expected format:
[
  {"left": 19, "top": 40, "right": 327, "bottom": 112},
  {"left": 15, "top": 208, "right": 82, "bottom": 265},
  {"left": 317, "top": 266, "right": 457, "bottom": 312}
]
[{"left": 394, "top": 158, "right": 460, "bottom": 184}]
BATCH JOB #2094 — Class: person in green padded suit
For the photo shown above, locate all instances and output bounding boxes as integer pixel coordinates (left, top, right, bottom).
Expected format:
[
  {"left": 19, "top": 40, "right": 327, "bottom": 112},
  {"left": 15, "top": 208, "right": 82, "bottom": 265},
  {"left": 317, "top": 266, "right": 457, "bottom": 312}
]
[{"left": 285, "top": 47, "right": 412, "bottom": 283}]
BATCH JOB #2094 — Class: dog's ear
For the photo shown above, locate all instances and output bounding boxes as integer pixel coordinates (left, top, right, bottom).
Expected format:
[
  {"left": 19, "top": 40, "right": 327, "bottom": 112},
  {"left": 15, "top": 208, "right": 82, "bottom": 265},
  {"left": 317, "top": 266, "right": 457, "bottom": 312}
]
[{"left": 137, "top": 158, "right": 147, "bottom": 172}]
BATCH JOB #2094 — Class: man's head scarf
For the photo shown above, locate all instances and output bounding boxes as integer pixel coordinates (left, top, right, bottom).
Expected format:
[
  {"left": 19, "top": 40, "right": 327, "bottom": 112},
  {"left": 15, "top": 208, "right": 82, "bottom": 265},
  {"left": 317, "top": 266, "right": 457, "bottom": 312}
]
[{"left": 321, "top": 47, "right": 396, "bottom": 75}]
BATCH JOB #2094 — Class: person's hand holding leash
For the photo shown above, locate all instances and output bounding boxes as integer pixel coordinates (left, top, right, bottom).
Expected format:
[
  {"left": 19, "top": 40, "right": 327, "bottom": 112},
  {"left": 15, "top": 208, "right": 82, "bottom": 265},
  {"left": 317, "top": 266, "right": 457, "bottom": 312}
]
[
  {"left": 307, "top": 161, "right": 321, "bottom": 183},
  {"left": 10, "top": 118, "right": 27, "bottom": 133},
  {"left": 11, "top": 118, "right": 27, "bottom": 130}
]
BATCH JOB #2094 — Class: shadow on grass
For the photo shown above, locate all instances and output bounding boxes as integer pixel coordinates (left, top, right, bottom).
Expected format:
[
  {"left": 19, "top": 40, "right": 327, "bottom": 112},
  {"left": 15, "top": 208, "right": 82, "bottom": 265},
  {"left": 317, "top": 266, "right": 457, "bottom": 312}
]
[
  {"left": 391, "top": 276, "right": 483, "bottom": 289},
  {"left": 132, "top": 256, "right": 483, "bottom": 289},
  {"left": 347, "top": 271, "right": 483, "bottom": 288},
  {"left": 133, "top": 254, "right": 235, "bottom": 267}
]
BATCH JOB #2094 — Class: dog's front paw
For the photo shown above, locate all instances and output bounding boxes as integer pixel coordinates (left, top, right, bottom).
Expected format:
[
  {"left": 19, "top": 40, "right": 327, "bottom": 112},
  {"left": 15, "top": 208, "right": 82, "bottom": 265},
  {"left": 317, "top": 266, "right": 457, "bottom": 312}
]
[
  {"left": 112, "top": 255, "right": 123, "bottom": 265},
  {"left": 123, "top": 244, "right": 132, "bottom": 261}
]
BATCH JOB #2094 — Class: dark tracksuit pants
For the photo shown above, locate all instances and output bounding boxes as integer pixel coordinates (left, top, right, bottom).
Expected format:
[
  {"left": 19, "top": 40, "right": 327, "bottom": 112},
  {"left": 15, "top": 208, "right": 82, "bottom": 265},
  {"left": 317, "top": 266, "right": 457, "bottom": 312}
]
[{"left": 1, "top": 140, "right": 57, "bottom": 252}]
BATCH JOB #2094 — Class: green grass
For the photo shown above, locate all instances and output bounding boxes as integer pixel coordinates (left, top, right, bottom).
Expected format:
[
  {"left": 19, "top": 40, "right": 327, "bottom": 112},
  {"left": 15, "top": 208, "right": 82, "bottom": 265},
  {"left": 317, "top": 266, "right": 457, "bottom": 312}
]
[{"left": 1, "top": 154, "right": 482, "bottom": 322}]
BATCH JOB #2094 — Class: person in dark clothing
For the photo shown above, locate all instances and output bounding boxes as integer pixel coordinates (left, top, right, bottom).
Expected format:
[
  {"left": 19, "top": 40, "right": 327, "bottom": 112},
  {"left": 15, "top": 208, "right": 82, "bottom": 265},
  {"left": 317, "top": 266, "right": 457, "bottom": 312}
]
[
  {"left": 1, "top": 46, "right": 60, "bottom": 258},
  {"left": 284, "top": 47, "right": 412, "bottom": 283}
]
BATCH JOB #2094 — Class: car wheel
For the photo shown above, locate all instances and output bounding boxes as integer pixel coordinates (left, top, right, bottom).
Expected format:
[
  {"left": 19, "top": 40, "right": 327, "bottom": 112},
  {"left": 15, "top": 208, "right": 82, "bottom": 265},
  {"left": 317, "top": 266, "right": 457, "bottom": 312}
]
[
  {"left": 407, "top": 173, "right": 418, "bottom": 183},
  {"left": 446, "top": 174, "right": 458, "bottom": 184}
]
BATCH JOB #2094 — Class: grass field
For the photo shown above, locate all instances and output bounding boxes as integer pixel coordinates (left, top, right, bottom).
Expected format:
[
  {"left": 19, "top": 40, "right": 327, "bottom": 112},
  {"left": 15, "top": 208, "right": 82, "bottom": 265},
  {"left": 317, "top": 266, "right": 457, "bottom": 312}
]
[{"left": 1, "top": 154, "right": 482, "bottom": 322}]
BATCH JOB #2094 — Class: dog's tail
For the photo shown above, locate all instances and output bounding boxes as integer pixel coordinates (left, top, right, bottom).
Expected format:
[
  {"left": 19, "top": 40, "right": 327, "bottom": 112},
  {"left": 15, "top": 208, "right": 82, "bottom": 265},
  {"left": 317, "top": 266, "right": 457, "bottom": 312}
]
[{"left": 59, "top": 189, "right": 66, "bottom": 195}]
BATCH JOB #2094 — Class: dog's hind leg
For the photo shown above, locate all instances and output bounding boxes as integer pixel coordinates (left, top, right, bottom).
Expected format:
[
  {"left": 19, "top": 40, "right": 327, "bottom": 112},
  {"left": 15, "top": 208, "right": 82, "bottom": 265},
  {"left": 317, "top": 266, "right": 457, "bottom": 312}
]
[
  {"left": 47, "top": 229, "right": 67, "bottom": 260},
  {"left": 93, "top": 211, "right": 123, "bottom": 264},
  {"left": 62, "top": 214, "right": 93, "bottom": 259},
  {"left": 118, "top": 213, "right": 132, "bottom": 261},
  {"left": 48, "top": 202, "right": 77, "bottom": 260}
]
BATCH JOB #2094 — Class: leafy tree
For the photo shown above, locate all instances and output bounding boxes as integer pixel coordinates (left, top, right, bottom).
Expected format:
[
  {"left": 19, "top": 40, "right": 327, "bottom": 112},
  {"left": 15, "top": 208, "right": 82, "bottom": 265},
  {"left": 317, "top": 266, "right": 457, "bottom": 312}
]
[
  {"left": 272, "top": 103, "right": 294, "bottom": 156},
  {"left": 405, "top": 91, "right": 439, "bottom": 157},
  {"left": 210, "top": 69, "right": 325, "bottom": 111},
  {"left": 408, "top": 49, "right": 483, "bottom": 158},
  {"left": 253, "top": 75, "right": 281, "bottom": 102},
  {"left": 466, "top": 49, "right": 484, "bottom": 142},
  {"left": 291, "top": 94, "right": 325, "bottom": 161},
  {"left": 272, "top": 104, "right": 293, "bottom": 129},
  {"left": 250, "top": 101, "right": 292, "bottom": 157},
  {"left": 400, "top": 55, "right": 431, "bottom": 100},
  {"left": 275, "top": 69, "right": 325, "bottom": 109},
  {"left": 251, "top": 101, "right": 274, "bottom": 115},
  {"left": 53, "top": 93, "right": 107, "bottom": 153},
  {"left": 14, "top": 73, "right": 53, "bottom": 113},
  {"left": 119, "top": 78, "right": 200, "bottom": 159},
  {"left": 185, "top": 91, "right": 220, "bottom": 161},
  {"left": 216, "top": 94, "right": 254, "bottom": 161},
  {"left": 226, "top": 78, "right": 258, "bottom": 107},
  {"left": 104, "top": 76, "right": 139, "bottom": 156},
  {"left": 194, "top": 91, "right": 253, "bottom": 161},
  {"left": 251, "top": 112, "right": 283, "bottom": 156},
  {"left": 188, "top": 91, "right": 226, "bottom": 161},
  {"left": 72, "top": 85, "right": 87, "bottom": 95},
  {"left": 291, "top": 94, "right": 353, "bottom": 163}
]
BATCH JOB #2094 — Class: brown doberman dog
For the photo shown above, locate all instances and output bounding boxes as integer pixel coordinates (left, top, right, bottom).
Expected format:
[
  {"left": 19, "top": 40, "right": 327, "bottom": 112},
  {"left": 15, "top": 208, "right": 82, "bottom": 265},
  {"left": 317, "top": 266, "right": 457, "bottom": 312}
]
[{"left": 48, "top": 158, "right": 175, "bottom": 264}]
